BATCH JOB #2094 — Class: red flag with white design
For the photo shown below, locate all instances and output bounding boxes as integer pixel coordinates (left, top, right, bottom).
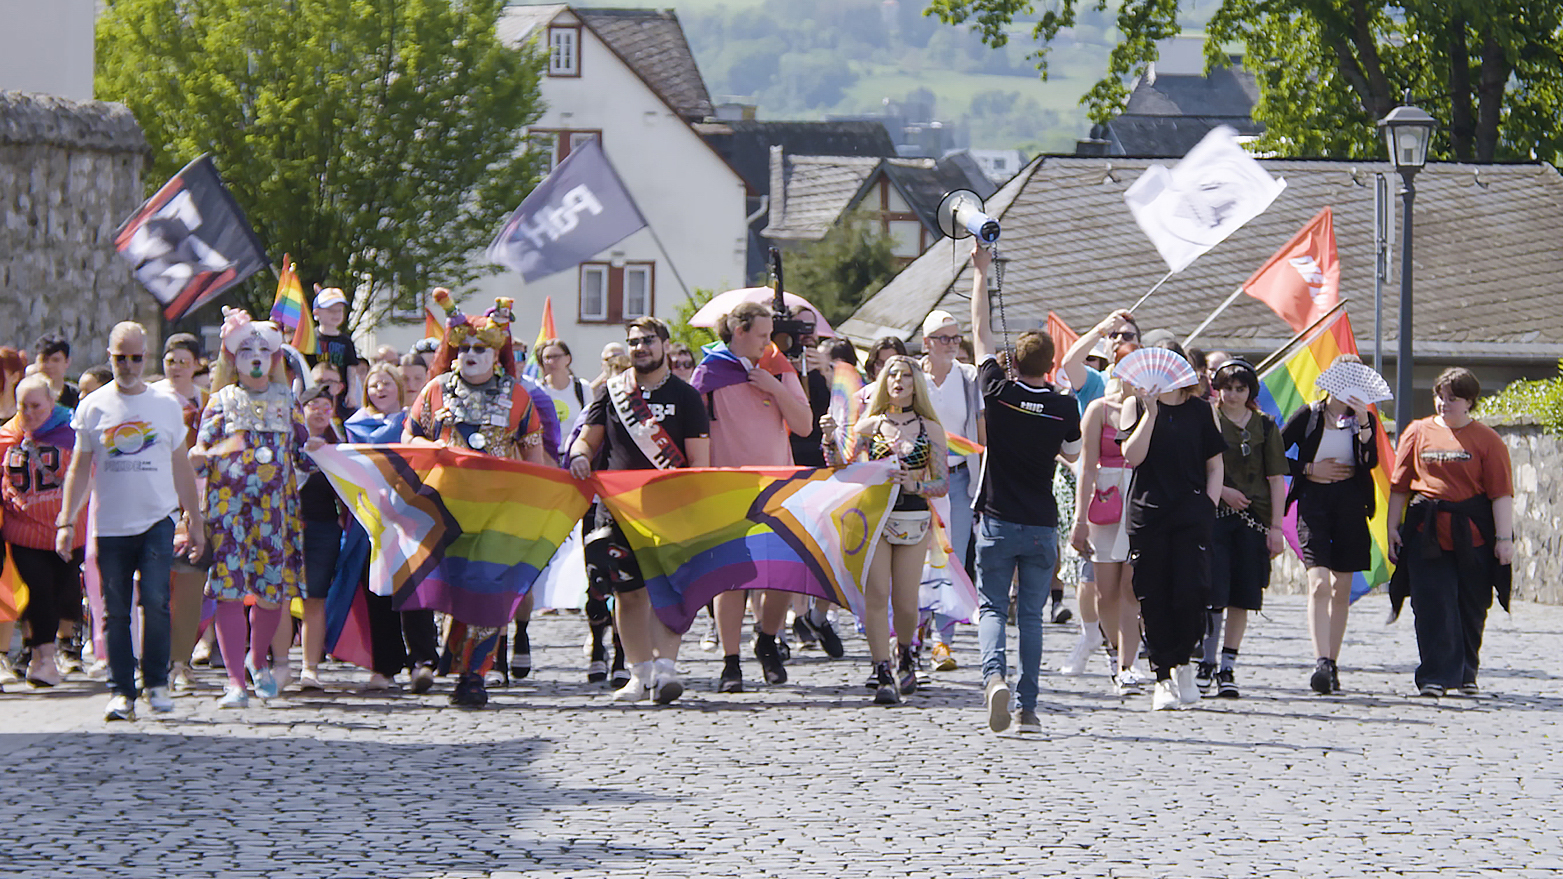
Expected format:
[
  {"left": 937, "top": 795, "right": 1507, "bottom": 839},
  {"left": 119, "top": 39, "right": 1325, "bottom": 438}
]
[
  {"left": 1242, "top": 207, "right": 1339, "bottom": 333},
  {"left": 1045, "top": 311, "right": 1078, "bottom": 381}
]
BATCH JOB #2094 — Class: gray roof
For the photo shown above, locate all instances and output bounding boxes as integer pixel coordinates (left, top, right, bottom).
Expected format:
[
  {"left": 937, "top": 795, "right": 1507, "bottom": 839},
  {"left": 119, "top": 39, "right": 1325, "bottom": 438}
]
[
  {"left": 841, "top": 156, "right": 1563, "bottom": 362},
  {"left": 577, "top": 9, "right": 713, "bottom": 121},
  {"left": 1103, "top": 65, "right": 1263, "bottom": 157},
  {"left": 765, "top": 152, "right": 998, "bottom": 242},
  {"left": 0, "top": 90, "right": 147, "bottom": 152},
  {"left": 694, "top": 119, "right": 897, "bottom": 197}
]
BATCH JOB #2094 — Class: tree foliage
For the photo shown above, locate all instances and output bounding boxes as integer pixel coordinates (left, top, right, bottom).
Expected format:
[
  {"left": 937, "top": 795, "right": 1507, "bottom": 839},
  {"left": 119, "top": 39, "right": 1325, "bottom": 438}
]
[
  {"left": 97, "top": 0, "right": 546, "bottom": 328},
  {"left": 781, "top": 210, "right": 900, "bottom": 328},
  {"left": 924, "top": 0, "right": 1563, "bottom": 163}
]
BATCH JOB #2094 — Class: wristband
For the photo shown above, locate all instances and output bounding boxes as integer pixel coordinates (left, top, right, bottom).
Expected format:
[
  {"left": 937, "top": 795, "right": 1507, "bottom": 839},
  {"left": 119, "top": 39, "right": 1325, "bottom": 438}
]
[{"left": 1496, "top": 536, "right": 1513, "bottom": 542}]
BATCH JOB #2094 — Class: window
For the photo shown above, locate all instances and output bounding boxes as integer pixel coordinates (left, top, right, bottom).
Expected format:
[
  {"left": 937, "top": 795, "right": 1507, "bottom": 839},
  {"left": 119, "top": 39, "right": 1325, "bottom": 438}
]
[
  {"left": 578, "top": 261, "right": 655, "bottom": 323},
  {"left": 528, "top": 129, "right": 601, "bottom": 170},
  {"left": 548, "top": 26, "right": 580, "bottom": 77}
]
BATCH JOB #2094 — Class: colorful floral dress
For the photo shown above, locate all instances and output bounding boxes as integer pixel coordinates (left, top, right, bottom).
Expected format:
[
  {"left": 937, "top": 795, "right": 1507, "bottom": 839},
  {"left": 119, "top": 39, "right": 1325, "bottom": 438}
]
[{"left": 198, "top": 382, "right": 311, "bottom": 603}]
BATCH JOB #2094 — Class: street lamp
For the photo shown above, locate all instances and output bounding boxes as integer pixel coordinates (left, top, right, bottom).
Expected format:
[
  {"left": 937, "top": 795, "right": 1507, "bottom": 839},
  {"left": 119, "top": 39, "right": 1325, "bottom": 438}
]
[{"left": 1377, "top": 98, "right": 1436, "bottom": 430}]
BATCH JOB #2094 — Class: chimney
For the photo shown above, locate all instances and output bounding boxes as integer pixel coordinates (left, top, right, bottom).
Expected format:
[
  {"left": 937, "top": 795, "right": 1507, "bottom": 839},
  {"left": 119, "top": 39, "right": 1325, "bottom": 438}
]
[{"left": 768, "top": 144, "right": 786, "bottom": 227}]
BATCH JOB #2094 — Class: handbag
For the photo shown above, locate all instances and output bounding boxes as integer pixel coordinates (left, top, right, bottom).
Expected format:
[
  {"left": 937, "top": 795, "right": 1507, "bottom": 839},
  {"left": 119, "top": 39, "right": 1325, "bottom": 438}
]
[{"left": 1087, "top": 485, "right": 1123, "bottom": 525}]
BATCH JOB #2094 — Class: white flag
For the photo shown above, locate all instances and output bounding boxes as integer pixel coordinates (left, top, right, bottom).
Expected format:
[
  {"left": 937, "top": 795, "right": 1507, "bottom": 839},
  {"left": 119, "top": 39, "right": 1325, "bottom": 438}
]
[{"left": 1123, "top": 125, "right": 1286, "bottom": 273}]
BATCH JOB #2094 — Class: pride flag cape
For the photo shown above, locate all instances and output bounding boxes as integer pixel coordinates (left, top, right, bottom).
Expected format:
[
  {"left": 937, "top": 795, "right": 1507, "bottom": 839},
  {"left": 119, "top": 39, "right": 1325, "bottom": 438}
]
[
  {"left": 689, "top": 340, "right": 792, "bottom": 394},
  {"left": 524, "top": 296, "right": 558, "bottom": 379},
  {"left": 594, "top": 460, "right": 900, "bottom": 633},
  {"left": 1256, "top": 308, "right": 1395, "bottom": 600},
  {"left": 311, "top": 443, "right": 591, "bottom": 626}
]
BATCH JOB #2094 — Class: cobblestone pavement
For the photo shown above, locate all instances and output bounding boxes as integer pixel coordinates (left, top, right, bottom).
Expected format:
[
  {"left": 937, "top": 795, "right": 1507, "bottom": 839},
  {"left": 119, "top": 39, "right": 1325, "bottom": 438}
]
[{"left": 3, "top": 593, "right": 1561, "bottom": 878}]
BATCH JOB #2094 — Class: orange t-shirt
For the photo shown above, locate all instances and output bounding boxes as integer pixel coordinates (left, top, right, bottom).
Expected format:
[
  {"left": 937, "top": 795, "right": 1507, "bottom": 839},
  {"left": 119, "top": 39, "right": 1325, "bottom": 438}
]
[
  {"left": 707, "top": 369, "right": 807, "bottom": 467},
  {"left": 1390, "top": 417, "right": 1512, "bottom": 550}
]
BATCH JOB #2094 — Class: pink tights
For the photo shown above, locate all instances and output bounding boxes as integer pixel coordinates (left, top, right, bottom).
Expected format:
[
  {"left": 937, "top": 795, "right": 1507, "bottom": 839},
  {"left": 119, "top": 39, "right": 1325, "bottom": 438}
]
[{"left": 212, "top": 601, "right": 285, "bottom": 689}]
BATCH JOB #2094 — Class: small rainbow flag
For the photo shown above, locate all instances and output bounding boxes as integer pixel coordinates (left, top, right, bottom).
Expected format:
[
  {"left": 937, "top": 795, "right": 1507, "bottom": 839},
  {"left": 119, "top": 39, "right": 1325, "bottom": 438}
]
[
  {"left": 311, "top": 443, "right": 591, "bottom": 625},
  {"left": 946, "top": 433, "right": 985, "bottom": 457},
  {"left": 594, "top": 460, "right": 900, "bottom": 633},
  {"left": 270, "top": 255, "right": 317, "bottom": 355},
  {"left": 524, "top": 296, "right": 558, "bottom": 378},
  {"left": 1256, "top": 307, "right": 1394, "bottom": 600},
  {"left": 424, "top": 298, "right": 443, "bottom": 341}
]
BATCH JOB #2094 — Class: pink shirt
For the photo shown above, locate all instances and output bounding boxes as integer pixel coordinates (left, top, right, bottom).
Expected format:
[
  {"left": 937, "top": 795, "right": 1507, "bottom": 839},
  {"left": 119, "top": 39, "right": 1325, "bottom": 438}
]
[{"left": 708, "top": 369, "right": 808, "bottom": 467}]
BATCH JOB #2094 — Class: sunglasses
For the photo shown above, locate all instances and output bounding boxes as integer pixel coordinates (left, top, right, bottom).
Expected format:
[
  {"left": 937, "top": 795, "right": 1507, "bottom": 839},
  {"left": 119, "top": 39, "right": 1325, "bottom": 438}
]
[
  {"left": 671, "top": 359, "right": 694, "bottom": 369},
  {"left": 1109, "top": 330, "right": 1139, "bottom": 341},
  {"left": 112, "top": 353, "right": 145, "bottom": 363},
  {"left": 625, "top": 336, "right": 658, "bottom": 349},
  {"left": 1238, "top": 426, "right": 1251, "bottom": 457},
  {"left": 456, "top": 344, "right": 488, "bottom": 354}
]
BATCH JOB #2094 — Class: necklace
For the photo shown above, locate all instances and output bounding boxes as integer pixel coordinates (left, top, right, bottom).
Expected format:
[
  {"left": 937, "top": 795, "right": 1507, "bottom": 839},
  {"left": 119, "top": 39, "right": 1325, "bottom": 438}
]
[{"left": 638, "top": 372, "right": 670, "bottom": 393}]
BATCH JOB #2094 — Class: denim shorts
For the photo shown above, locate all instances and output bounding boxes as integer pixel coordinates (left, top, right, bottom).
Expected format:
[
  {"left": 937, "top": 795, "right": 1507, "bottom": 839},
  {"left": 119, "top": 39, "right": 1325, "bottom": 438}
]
[{"left": 302, "top": 519, "right": 344, "bottom": 600}]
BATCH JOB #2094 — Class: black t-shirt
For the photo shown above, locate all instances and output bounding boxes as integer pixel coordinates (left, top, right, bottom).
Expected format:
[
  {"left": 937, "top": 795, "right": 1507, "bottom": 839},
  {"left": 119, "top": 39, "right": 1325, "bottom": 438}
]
[
  {"left": 972, "top": 358, "right": 1082, "bottom": 527},
  {"left": 300, "top": 471, "right": 342, "bottom": 522},
  {"left": 312, "top": 332, "right": 358, "bottom": 374},
  {"left": 58, "top": 381, "right": 80, "bottom": 410},
  {"left": 585, "top": 375, "right": 710, "bottom": 471},
  {"left": 1126, "top": 395, "right": 1228, "bottom": 534},
  {"left": 789, "top": 368, "right": 831, "bottom": 468}
]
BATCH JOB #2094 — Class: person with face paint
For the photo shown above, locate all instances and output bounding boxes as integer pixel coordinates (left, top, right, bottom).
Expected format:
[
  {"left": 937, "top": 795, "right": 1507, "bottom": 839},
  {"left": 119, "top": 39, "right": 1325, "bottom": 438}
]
[
  {"left": 406, "top": 290, "right": 548, "bottom": 708},
  {"left": 190, "top": 309, "right": 324, "bottom": 709}
]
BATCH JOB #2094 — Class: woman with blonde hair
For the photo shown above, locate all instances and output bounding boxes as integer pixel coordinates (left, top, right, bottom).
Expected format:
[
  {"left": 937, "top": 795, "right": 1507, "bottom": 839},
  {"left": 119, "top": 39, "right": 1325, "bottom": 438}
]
[{"left": 822, "top": 354, "right": 948, "bottom": 704}]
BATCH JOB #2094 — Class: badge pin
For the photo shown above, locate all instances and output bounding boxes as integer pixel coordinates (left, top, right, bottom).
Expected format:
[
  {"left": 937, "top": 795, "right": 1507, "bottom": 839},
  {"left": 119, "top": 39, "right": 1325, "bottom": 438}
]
[
  {"left": 254, "top": 447, "right": 275, "bottom": 464},
  {"left": 468, "top": 432, "right": 488, "bottom": 450}
]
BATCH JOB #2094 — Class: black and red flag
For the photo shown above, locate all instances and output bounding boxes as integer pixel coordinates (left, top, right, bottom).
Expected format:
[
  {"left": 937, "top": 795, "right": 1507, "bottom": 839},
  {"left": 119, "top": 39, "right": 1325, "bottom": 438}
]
[{"left": 114, "top": 154, "right": 270, "bottom": 322}]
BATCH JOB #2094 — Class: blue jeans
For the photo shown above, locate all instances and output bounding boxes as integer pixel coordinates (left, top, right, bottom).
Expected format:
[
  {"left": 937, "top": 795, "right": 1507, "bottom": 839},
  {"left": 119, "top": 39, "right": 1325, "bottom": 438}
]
[
  {"left": 976, "top": 514, "right": 1058, "bottom": 710},
  {"left": 97, "top": 516, "right": 175, "bottom": 698},
  {"left": 932, "top": 464, "right": 974, "bottom": 644}
]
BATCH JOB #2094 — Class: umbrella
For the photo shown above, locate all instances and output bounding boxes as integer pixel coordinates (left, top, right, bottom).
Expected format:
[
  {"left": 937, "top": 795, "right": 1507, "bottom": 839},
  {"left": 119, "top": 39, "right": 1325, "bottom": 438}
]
[{"left": 687, "top": 287, "right": 835, "bottom": 337}]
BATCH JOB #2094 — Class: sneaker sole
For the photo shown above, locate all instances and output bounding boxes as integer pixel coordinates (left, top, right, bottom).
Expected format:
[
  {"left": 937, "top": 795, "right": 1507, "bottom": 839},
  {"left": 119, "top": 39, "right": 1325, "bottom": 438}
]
[
  {"left": 654, "top": 681, "right": 685, "bottom": 704},
  {"left": 987, "top": 687, "right": 1011, "bottom": 732},
  {"left": 874, "top": 686, "right": 901, "bottom": 705},
  {"left": 1310, "top": 670, "right": 1333, "bottom": 694}
]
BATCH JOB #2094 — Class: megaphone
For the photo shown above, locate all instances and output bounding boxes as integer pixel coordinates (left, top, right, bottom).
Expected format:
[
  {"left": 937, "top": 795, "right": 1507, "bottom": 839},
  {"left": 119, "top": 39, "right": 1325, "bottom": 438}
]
[{"left": 936, "top": 189, "right": 1001, "bottom": 244}]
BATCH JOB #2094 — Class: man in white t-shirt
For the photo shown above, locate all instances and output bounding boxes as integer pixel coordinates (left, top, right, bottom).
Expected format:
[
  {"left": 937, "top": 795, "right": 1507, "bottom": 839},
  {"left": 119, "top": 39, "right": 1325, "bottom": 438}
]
[
  {"left": 919, "top": 310, "right": 985, "bottom": 670},
  {"left": 58, "top": 322, "right": 204, "bottom": 722}
]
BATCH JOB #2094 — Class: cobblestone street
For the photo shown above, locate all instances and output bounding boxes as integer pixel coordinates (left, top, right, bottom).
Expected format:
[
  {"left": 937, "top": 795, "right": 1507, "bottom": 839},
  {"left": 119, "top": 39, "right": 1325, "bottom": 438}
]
[{"left": 3, "top": 593, "right": 1561, "bottom": 878}]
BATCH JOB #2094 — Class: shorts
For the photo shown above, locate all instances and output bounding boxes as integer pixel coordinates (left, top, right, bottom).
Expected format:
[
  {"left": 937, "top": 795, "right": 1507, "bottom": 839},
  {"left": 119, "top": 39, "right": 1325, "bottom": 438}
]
[
  {"left": 1086, "top": 466, "right": 1131, "bottom": 563},
  {"left": 1210, "top": 513, "right": 1268, "bottom": 610},
  {"left": 302, "top": 519, "right": 343, "bottom": 600},
  {"left": 586, "top": 507, "right": 645, "bottom": 594},
  {"left": 1295, "top": 481, "right": 1371, "bottom": 573},
  {"left": 883, "top": 510, "right": 931, "bottom": 546}
]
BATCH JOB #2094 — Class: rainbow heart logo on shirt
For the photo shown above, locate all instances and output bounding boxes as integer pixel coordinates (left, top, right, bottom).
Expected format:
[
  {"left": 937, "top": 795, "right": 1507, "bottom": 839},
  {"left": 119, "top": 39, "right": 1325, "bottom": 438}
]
[{"left": 102, "top": 420, "right": 158, "bottom": 456}]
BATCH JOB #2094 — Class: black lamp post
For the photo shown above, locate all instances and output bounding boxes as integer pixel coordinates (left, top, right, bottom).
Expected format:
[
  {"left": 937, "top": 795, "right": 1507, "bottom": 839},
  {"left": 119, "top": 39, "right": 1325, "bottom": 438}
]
[{"left": 1377, "top": 99, "right": 1437, "bottom": 430}]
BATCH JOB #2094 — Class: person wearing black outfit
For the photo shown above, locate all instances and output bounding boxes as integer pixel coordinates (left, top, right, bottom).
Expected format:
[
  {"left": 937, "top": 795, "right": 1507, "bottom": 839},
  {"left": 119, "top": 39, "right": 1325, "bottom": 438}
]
[{"left": 1120, "top": 341, "right": 1226, "bottom": 712}]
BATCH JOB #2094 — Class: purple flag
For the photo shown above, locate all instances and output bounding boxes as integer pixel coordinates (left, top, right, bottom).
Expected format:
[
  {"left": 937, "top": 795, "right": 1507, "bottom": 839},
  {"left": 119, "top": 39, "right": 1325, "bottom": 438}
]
[{"left": 486, "top": 138, "right": 648, "bottom": 282}]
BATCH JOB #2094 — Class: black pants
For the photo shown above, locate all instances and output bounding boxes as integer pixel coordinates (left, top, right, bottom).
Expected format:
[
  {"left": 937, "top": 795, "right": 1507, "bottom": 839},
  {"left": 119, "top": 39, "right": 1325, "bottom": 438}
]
[
  {"left": 365, "top": 588, "right": 439, "bottom": 677},
  {"left": 1408, "top": 547, "right": 1492, "bottom": 689},
  {"left": 12, "top": 544, "right": 84, "bottom": 647},
  {"left": 1130, "top": 510, "right": 1213, "bottom": 674}
]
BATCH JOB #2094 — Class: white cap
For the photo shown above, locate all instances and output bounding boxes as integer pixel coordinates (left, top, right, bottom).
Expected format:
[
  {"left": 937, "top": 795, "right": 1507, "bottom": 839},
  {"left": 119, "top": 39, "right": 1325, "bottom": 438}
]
[{"left": 921, "top": 310, "right": 959, "bottom": 337}]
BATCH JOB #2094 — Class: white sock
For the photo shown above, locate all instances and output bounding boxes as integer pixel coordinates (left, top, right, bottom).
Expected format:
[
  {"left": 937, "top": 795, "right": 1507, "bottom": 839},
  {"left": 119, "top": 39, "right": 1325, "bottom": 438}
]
[
  {"left": 653, "top": 657, "right": 676, "bottom": 678},
  {"left": 631, "top": 660, "right": 653, "bottom": 684}
]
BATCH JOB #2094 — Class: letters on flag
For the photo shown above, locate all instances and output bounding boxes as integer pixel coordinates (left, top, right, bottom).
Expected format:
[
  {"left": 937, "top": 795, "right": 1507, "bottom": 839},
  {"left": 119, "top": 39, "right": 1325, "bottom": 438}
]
[
  {"left": 114, "top": 155, "right": 270, "bottom": 322},
  {"left": 1243, "top": 207, "right": 1340, "bottom": 333},
  {"left": 1123, "top": 126, "right": 1287, "bottom": 274},
  {"left": 486, "top": 138, "right": 648, "bottom": 282}
]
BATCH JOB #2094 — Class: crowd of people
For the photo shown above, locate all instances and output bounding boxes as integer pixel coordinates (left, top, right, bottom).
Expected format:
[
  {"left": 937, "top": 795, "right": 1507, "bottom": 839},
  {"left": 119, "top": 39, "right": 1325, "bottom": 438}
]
[{"left": 0, "top": 246, "right": 1516, "bottom": 728}]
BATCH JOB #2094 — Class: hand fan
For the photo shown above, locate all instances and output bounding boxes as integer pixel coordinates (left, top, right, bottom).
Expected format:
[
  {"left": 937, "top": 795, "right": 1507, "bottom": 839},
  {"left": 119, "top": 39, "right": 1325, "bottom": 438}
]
[
  {"left": 1315, "top": 360, "right": 1392, "bottom": 404},
  {"left": 1113, "top": 347, "right": 1198, "bottom": 395},
  {"left": 829, "top": 362, "right": 865, "bottom": 447}
]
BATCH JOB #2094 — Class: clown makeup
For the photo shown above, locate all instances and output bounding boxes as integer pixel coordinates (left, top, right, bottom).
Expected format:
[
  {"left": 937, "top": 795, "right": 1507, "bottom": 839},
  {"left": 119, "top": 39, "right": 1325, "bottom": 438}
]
[
  {"left": 459, "top": 341, "right": 498, "bottom": 383},
  {"left": 236, "top": 335, "right": 275, "bottom": 384}
]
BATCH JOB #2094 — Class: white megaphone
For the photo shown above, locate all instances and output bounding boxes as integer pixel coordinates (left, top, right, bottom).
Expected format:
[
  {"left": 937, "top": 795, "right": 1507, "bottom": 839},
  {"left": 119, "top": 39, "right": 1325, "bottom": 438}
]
[{"left": 936, "top": 189, "right": 1000, "bottom": 244}]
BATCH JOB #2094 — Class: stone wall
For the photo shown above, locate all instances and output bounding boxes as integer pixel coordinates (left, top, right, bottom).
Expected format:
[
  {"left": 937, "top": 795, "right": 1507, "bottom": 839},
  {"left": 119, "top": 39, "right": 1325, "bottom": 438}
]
[
  {"left": 1, "top": 90, "right": 156, "bottom": 361},
  {"left": 1267, "top": 416, "right": 1560, "bottom": 604}
]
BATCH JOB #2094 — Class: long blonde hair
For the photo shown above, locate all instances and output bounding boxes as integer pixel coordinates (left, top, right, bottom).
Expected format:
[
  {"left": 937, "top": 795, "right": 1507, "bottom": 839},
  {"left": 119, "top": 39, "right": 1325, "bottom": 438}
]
[{"left": 865, "top": 355, "right": 941, "bottom": 424}]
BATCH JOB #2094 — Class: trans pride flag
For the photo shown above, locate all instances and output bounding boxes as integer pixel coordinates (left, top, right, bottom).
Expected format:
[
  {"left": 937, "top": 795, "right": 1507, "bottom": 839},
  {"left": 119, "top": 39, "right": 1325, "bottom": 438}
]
[
  {"left": 1256, "top": 308, "right": 1395, "bottom": 600},
  {"left": 310, "top": 443, "right": 590, "bottom": 626},
  {"left": 594, "top": 460, "right": 900, "bottom": 633}
]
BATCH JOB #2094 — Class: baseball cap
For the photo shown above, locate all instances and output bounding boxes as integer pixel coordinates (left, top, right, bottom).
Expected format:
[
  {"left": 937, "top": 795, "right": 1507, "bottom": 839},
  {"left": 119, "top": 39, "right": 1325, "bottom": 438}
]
[
  {"left": 921, "top": 310, "right": 959, "bottom": 337},
  {"left": 314, "top": 287, "right": 348, "bottom": 310}
]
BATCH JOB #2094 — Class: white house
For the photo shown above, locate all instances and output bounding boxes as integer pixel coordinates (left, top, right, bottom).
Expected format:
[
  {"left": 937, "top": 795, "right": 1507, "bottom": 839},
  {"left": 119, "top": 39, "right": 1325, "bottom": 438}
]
[{"left": 374, "top": 5, "right": 749, "bottom": 366}]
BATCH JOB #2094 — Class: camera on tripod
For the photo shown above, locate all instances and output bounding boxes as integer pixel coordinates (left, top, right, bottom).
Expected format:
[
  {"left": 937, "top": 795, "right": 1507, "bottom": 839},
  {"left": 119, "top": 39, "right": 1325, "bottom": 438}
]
[{"left": 766, "top": 247, "right": 815, "bottom": 359}]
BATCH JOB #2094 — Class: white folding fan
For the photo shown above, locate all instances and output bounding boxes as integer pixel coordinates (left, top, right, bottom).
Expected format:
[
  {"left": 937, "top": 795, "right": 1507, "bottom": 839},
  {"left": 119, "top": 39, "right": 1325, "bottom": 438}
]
[
  {"left": 1114, "top": 347, "right": 1198, "bottom": 395},
  {"left": 1315, "top": 360, "right": 1392, "bottom": 404}
]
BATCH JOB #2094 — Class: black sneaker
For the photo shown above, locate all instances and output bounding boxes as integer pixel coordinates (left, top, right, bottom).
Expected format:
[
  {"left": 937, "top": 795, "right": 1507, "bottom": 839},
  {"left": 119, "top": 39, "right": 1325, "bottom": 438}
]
[
  {"left": 509, "top": 627, "right": 531, "bottom": 679},
  {"left": 1329, "top": 659, "right": 1341, "bottom": 693},
  {"left": 1049, "top": 603, "right": 1073, "bottom": 625},
  {"left": 872, "top": 660, "right": 900, "bottom": 705},
  {"left": 754, "top": 635, "right": 787, "bottom": 685},
  {"left": 897, "top": 645, "right": 918, "bottom": 696},
  {"left": 1215, "top": 668, "right": 1239, "bottom": 698},
  {"left": 718, "top": 657, "right": 744, "bottom": 693},
  {"left": 863, "top": 665, "right": 880, "bottom": 691},
  {"left": 791, "top": 615, "right": 819, "bottom": 648},
  {"left": 1195, "top": 661, "right": 1217, "bottom": 694},
  {"left": 1417, "top": 683, "right": 1444, "bottom": 698},
  {"left": 449, "top": 674, "right": 489, "bottom": 708},
  {"left": 813, "top": 617, "right": 845, "bottom": 659},
  {"left": 1310, "top": 659, "right": 1334, "bottom": 695},
  {"left": 1458, "top": 681, "right": 1480, "bottom": 696}
]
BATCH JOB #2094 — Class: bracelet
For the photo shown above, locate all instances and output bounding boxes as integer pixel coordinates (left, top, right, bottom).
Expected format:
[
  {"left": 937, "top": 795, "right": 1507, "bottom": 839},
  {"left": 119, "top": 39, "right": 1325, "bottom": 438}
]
[
  {"left": 1496, "top": 536, "right": 1513, "bottom": 542},
  {"left": 56, "top": 522, "right": 75, "bottom": 530}
]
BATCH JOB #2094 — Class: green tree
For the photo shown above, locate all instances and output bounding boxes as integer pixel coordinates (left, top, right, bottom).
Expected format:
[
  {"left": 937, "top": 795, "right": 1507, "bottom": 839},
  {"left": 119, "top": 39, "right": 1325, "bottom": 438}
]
[
  {"left": 672, "top": 288, "right": 720, "bottom": 353},
  {"left": 781, "top": 210, "right": 899, "bottom": 327},
  {"left": 924, "top": 0, "right": 1563, "bottom": 163},
  {"left": 97, "top": 0, "right": 546, "bottom": 328}
]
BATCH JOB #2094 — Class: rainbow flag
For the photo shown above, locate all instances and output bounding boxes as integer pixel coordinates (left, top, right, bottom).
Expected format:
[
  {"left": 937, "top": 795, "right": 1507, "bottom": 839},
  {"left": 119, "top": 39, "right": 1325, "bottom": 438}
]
[
  {"left": 946, "top": 433, "right": 985, "bottom": 457},
  {"left": 311, "top": 443, "right": 591, "bottom": 625},
  {"left": 524, "top": 296, "right": 558, "bottom": 378},
  {"left": 594, "top": 460, "right": 900, "bottom": 633},
  {"left": 1256, "top": 308, "right": 1395, "bottom": 600},
  {"left": 828, "top": 361, "right": 865, "bottom": 441},
  {"left": 424, "top": 299, "right": 443, "bottom": 341},
  {"left": 270, "top": 254, "right": 305, "bottom": 329}
]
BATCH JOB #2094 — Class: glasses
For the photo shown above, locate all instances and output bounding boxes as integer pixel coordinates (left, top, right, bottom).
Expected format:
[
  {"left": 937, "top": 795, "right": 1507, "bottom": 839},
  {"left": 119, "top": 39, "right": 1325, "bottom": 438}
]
[
  {"left": 926, "top": 334, "right": 962, "bottom": 345},
  {"left": 671, "top": 359, "right": 694, "bottom": 369},
  {"left": 1239, "top": 426, "right": 1251, "bottom": 457},
  {"left": 1109, "top": 330, "right": 1138, "bottom": 342},
  {"left": 111, "top": 353, "right": 145, "bottom": 363},
  {"left": 456, "top": 344, "right": 488, "bottom": 354},
  {"left": 541, "top": 353, "right": 567, "bottom": 361},
  {"left": 625, "top": 336, "right": 658, "bottom": 349}
]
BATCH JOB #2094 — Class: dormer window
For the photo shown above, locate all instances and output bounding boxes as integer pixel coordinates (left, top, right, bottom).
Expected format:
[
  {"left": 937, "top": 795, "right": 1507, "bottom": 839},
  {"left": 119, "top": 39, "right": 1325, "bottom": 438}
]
[{"left": 548, "top": 26, "right": 580, "bottom": 77}]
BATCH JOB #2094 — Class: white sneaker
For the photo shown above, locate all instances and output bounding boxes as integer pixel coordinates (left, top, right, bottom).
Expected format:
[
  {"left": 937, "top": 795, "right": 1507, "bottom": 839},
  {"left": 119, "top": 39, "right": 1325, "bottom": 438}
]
[
  {"left": 1175, "top": 664, "right": 1200, "bottom": 707},
  {"left": 1058, "top": 629, "right": 1097, "bottom": 676},
  {"left": 1151, "top": 679, "right": 1179, "bottom": 711},
  {"left": 651, "top": 658, "right": 684, "bottom": 704},
  {"left": 0, "top": 655, "right": 19, "bottom": 684},
  {"left": 365, "top": 673, "right": 392, "bottom": 691},
  {"left": 171, "top": 663, "right": 197, "bottom": 692},
  {"left": 984, "top": 675, "right": 1012, "bottom": 732},
  {"left": 611, "top": 673, "right": 652, "bottom": 702},
  {"left": 105, "top": 693, "right": 137, "bottom": 721},
  {"left": 147, "top": 686, "right": 175, "bottom": 713},
  {"left": 217, "top": 685, "right": 249, "bottom": 709},
  {"left": 87, "top": 659, "right": 111, "bottom": 681},
  {"left": 698, "top": 617, "right": 719, "bottom": 652},
  {"left": 1114, "top": 666, "right": 1148, "bottom": 695},
  {"left": 298, "top": 669, "right": 324, "bottom": 691}
]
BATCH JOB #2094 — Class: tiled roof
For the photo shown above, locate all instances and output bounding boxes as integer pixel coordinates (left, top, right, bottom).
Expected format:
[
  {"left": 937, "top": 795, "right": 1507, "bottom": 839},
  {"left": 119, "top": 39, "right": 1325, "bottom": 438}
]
[
  {"left": 577, "top": 9, "right": 713, "bottom": 121},
  {"left": 694, "top": 119, "right": 896, "bottom": 197},
  {"left": 1104, "top": 65, "right": 1264, "bottom": 157},
  {"left": 1106, "top": 115, "right": 1264, "bottom": 158},
  {"left": 840, "top": 156, "right": 1563, "bottom": 362},
  {"left": 495, "top": 4, "right": 566, "bottom": 45},
  {"left": 764, "top": 155, "right": 881, "bottom": 241}
]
